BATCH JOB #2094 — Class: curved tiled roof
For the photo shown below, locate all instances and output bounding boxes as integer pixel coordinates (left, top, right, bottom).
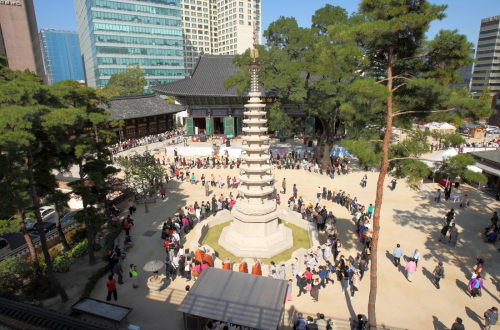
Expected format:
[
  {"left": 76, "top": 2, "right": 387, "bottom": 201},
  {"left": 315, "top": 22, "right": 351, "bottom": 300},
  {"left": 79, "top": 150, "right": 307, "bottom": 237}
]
[
  {"left": 150, "top": 55, "right": 240, "bottom": 97},
  {"left": 102, "top": 94, "right": 185, "bottom": 120},
  {"left": 151, "top": 54, "right": 270, "bottom": 97},
  {"left": 0, "top": 298, "right": 111, "bottom": 330}
]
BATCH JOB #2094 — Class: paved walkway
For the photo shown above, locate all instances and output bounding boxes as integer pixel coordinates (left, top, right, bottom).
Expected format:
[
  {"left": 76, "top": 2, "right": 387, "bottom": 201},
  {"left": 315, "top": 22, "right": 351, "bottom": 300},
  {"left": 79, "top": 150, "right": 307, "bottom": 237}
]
[{"left": 83, "top": 155, "right": 500, "bottom": 330}]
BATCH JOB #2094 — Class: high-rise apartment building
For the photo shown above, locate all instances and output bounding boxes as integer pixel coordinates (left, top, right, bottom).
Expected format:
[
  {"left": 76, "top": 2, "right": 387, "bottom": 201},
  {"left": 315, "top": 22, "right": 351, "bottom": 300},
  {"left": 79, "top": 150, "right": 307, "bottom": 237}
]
[
  {"left": 0, "top": 0, "right": 45, "bottom": 80},
  {"left": 39, "top": 29, "right": 85, "bottom": 85},
  {"left": 74, "top": 0, "right": 186, "bottom": 89},
  {"left": 471, "top": 15, "right": 500, "bottom": 97},
  {"left": 181, "top": 0, "right": 261, "bottom": 74}
]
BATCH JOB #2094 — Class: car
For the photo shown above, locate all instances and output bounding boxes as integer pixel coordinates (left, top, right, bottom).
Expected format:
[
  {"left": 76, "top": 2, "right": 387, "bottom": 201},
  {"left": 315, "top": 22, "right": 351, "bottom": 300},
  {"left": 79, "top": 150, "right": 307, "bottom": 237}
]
[
  {"left": 31, "top": 214, "right": 57, "bottom": 235},
  {"left": 489, "top": 128, "right": 500, "bottom": 135},
  {"left": 485, "top": 125, "right": 499, "bottom": 133},
  {"left": 459, "top": 126, "right": 469, "bottom": 134},
  {"left": 24, "top": 206, "right": 56, "bottom": 230},
  {"left": 0, "top": 237, "right": 10, "bottom": 257},
  {"left": 60, "top": 211, "right": 79, "bottom": 225}
]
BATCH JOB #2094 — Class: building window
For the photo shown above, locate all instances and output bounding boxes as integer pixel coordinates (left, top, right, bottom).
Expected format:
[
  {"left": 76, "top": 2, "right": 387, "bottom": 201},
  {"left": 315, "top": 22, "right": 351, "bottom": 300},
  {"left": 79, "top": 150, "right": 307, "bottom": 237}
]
[{"left": 126, "top": 128, "right": 136, "bottom": 138}]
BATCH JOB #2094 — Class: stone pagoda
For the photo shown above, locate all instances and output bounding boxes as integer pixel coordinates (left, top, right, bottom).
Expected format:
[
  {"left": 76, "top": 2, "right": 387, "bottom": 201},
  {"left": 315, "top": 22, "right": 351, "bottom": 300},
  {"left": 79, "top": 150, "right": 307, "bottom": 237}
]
[{"left": 218, "top": 27, "right": 293, "bottom": 258}]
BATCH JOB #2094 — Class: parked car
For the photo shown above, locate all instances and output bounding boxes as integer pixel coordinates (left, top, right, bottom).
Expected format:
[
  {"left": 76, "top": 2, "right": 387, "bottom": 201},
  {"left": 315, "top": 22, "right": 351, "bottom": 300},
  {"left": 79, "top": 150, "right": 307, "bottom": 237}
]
[
  {"left": 0, "top": 237, "right": 10, "bottom": 257},
  {"left": 485, "top": 125, "right": 499, "bottom": 133},
  {"left": 31, "top": 214, "right": 57, "bottom": 235},
  {"left": 60, "top": 211, "right": 79, "bottom": 225},
  {"left": 24, "top": 206, "right": 56, "bottom": 231},
  {"left": 489, "top": 128, "right": 500, "bottom": 135},
  {"left": 459, "top": 126, "right": 469, "bottom": 134}
]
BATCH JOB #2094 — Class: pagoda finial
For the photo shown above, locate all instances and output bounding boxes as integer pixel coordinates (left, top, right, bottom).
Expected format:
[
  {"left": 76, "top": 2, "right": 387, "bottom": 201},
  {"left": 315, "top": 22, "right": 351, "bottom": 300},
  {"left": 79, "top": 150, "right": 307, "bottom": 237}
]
[{"left": 251, "top": 21, "right": 259, "bottom": 60}]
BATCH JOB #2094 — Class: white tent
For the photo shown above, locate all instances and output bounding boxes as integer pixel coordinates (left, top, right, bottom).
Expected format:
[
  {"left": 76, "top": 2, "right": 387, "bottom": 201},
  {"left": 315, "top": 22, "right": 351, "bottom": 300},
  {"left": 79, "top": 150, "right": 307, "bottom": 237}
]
[
  {"left": 421, "top": 148, "right": 483, "bottom": 173},
  {"left": 423, "top": 122, "right": 456, "bottom": 134},
  {"left": 421, "top": 148, "right": 458, "bottom": 169}
]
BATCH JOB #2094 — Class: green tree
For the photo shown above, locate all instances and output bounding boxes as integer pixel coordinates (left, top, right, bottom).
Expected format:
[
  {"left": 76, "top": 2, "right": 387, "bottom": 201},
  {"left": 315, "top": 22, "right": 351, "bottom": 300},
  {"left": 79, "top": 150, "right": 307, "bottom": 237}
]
[
  {"left": 0, "top": 68, "right": 68, "bottom": 302},
  {"left": 436, "top": 154, "right": 487, "bottom": 183},
  {"left": 117, "top": 151, "right": 165, "bottom": 213},
  {"left": 333, "top": 1, "right": 493, "bottom": 327},
  {"left": 103, "top": 65, "right": 147, "bottom": 97},
  {"left": 225, "top": 6, "right": 364, "bottom": 167},
  {"left": 48, "top": 80, "right": 117, "bottom": 265},
  {"left": 479, "top": 85, "right": 491, "bottom": 101},
  {"left": 45, "top": 191, "right": 72, "bottom": 252}
]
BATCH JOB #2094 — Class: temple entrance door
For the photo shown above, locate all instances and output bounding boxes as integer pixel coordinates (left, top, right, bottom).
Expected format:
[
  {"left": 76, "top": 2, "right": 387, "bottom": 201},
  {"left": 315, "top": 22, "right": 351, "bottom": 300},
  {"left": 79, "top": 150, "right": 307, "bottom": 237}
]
[
  {"left": 235, "top": 117, "right": 243, "bottom": 136},
  {"left": 213, "top": 117, "right": 224, "bottom": 135},
  {"left": 224, "top": 117, "right": 235, "bottom": 138}
]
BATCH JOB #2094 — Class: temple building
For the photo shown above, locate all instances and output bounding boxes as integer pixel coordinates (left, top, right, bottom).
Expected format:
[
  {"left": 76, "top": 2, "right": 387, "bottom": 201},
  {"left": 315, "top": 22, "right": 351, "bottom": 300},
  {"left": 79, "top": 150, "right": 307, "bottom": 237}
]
[
  {"left": 149, "top": 54, "right": 313, "bottom": 139},
  {"left": 101, "top": 94, "right": 185, "bottom": 141}
]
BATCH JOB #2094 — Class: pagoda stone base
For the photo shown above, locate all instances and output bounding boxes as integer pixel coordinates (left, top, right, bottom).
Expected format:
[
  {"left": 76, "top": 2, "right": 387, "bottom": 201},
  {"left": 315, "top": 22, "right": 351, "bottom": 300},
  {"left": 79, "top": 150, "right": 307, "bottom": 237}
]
[{"left": 218, "top": 210, "right": 294, "bottom": 258}]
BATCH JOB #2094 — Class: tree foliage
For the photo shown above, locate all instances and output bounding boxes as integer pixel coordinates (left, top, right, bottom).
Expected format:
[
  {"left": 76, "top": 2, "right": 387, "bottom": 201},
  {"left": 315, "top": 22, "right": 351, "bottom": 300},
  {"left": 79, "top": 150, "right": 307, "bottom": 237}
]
[
  {"left": 117, "top": 151, "right": 165, "bottom": 213},
  {"left": 0, "top": 66, "right": 69, "bottom": 301},
  {"left": 328, "top": 1, "right": 493, "bottom": 328},
  {"left": 225, "top": 6, "right": 365, "bottom": 166},
  {"left": 103, "top": 65, "right": 147, "bottom": 97}
]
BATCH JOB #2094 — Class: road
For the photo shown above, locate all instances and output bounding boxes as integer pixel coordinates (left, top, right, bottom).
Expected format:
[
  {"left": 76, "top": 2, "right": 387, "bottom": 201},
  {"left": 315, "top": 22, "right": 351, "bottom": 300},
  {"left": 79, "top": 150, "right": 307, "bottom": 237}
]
[{"left": 2, "top": 232, "right": 39, "bottom": 250}]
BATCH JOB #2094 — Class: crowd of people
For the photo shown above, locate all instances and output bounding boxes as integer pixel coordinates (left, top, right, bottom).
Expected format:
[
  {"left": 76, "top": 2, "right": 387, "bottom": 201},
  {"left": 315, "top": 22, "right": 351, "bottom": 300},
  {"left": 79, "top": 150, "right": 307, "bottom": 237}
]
[
  {"left": 105, "top": 138, "right": 500, "bottom": 330},
  {"left": 110, "top": 129, "right": 185, "bottom": 154}
]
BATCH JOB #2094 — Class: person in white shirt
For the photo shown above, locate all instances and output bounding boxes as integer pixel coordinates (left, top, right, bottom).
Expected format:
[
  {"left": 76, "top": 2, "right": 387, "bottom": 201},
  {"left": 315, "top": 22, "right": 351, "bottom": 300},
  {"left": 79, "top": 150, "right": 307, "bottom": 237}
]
[{"left": 411, "top": 249, "right": 421, "bottom": 267}]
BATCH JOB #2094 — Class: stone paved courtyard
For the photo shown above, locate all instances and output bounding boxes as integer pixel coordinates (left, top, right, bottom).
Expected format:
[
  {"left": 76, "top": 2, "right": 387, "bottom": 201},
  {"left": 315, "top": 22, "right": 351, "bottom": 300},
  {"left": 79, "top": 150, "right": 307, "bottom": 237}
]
[{"left": 82, "top": 145, "right": 500, "bottom": 329}]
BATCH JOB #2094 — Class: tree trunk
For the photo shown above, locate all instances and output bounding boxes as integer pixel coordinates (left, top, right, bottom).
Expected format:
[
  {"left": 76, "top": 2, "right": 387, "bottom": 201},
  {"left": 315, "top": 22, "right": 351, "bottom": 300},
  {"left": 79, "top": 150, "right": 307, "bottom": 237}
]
[
  {"left": 314, "top": 118, "right": 327, "bottom": 160},
  {"left": 78, "top": 159, "right": 96, "bottom": 265},
  {"left": 27, "top": 151, "right": 68, "bottom": 302},
  {"left": 16, "top": 210, "right": 39, "bottom": 269},
  {"left": 368, "top": 49, "right": 394, "bottom": 330},
  {"left": 144, "top": 196, "right": 149, "bottom": 213},
  {"left": 54, "top": 207, "right": 71, "bottom": 252}
]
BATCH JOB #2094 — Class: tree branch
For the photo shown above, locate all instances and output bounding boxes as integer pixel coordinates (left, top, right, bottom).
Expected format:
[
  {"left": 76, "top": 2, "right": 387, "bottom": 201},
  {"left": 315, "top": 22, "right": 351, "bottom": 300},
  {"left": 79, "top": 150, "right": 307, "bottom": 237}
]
[
  {"left": 388, "top": 157, "right": 443, "bottom": 163},
  {"left": 393, "top": 52, "right": 431, "bottom": 64},
  {"left": 392, "top": 108, "right": 457, "bottom": 117},
  {"left": 377, "top": 75, "right": 412, "bottom": 84},
  {"left": 391, "top": 83, "right": 407, "bottom": 92}
]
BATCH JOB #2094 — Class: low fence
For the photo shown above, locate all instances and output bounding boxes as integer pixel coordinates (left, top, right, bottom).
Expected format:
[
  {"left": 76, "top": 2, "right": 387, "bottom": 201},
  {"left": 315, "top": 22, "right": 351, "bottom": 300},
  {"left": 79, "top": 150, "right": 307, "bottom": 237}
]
[{"left": 0, "top": 219, "right": 80, "bottom": 262}]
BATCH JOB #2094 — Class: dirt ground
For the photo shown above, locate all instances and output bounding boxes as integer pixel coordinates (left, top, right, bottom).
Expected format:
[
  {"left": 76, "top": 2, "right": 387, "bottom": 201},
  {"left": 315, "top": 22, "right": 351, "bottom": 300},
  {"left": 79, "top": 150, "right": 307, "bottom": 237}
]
[{"left": 43, "top": 252, "right": 107, "bottom": 314}]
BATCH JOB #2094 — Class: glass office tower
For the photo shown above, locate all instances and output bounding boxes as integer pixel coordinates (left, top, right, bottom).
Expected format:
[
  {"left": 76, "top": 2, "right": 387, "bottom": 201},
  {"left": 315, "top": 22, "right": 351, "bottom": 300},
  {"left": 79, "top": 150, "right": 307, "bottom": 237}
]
[
  {"left": 75, "top": 0, "right": 185, "bottom": 89},
  {"left": 39, "top": 29, "right": 85, "bottom": 84}
]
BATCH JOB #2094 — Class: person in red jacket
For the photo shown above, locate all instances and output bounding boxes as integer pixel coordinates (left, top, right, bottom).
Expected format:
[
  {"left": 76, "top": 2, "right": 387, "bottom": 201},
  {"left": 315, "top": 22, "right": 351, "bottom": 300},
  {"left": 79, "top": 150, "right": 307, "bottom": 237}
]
[{"left": 106, "top": 275, "right": 117, "bottom": 301}]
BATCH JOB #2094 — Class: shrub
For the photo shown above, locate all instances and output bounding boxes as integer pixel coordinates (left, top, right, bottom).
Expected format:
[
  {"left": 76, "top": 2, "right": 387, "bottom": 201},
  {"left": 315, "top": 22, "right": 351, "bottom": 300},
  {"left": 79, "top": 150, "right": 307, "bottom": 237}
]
[
  {"left": 68, "top": 240, "right": 89, "bottom": 259},
  {"left": 53, "top": 254, "right": 73, "bottom": 273},
  {"left": 23, "top": 300, "right": 42, "bottom": 307},
  {"left": 81, "top": 265, "right": 109, "bottom": 299},
  {"left": 24, "top": 276, "right": 57, "bottom": 301},
  {"left": 0, "top": 257, "right": 34, "bottom": 298},
  {"left": 105, "top": 227, "right": 122, "bottom": 252},
  {"left": 68, "top": 227, "right": 87, "bottom": 245}
]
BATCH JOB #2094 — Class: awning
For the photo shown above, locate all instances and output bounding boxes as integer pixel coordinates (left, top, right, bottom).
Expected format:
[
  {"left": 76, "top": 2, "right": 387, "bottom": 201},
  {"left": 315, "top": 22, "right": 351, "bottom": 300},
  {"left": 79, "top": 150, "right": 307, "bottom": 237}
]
[
  {"left": 475, "top": 162, "right": 500, "bottom": 176},
  {"left": 178, "top": 267, "right": 288, "bottom": 329}
]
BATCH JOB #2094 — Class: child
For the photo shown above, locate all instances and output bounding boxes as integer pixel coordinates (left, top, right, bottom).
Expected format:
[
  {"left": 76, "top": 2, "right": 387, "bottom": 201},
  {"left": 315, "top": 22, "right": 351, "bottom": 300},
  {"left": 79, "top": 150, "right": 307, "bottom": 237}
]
[
  {"left": 285, "top": 279, "right": 293, "bottom": 302},
  {"left": 276, "top": 194, "right": 281, "bottom": 205},
  {"left": 185, "top": 285, "right": 190, "bottom": 296}
]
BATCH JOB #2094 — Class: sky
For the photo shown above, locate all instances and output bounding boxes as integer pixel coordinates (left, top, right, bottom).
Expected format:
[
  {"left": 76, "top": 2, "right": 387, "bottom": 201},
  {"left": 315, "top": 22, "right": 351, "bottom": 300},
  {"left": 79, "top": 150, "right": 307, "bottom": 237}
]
[{"left": 34, "top": 0, "right": 500, "bottom": 49}]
